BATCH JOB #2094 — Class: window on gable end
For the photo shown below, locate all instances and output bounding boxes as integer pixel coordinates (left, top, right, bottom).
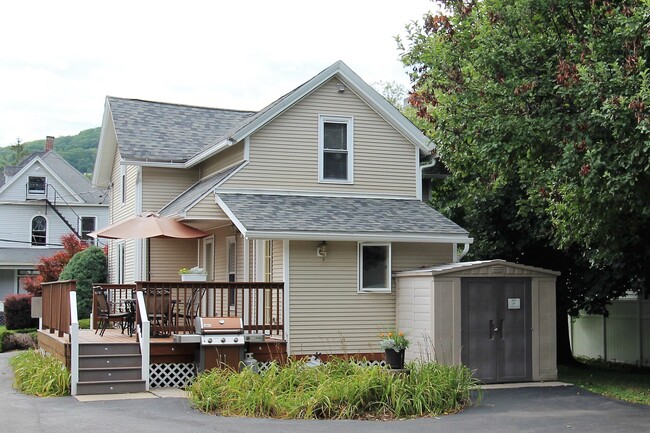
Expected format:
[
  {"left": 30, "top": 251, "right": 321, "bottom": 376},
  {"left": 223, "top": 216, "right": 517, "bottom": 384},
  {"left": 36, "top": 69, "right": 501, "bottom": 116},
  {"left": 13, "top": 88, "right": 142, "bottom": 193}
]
[
  {"left": 31, "top": 216, "right": 47, "bottom": 246},
  {"left": 319, "top": 115, "right": 353, "bottom": 183}
]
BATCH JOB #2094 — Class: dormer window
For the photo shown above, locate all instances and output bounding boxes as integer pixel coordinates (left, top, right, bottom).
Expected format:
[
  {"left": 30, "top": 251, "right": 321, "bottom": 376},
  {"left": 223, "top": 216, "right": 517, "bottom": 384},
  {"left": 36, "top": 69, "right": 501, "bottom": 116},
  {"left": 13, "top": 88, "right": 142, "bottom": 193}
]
[
  {"left": 28, "top": 176, "right": 46, "bottom": 194},
  {"left": 319, "top": 115, "right": 353, "bottom": 183}
]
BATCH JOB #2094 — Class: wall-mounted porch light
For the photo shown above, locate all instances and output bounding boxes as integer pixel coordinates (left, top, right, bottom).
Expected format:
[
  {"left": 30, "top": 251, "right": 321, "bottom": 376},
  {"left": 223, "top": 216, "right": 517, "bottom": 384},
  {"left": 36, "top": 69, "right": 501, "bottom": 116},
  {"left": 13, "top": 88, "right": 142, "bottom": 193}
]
[{"left": 316, "top": 241, "right": 328, "bottom": 260}]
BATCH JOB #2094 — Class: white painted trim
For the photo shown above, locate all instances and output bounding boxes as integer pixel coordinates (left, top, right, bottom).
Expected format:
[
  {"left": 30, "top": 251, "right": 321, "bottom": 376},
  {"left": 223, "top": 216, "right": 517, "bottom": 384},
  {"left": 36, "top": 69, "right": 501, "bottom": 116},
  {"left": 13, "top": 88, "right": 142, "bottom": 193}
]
[
  {"left": 357, "top": 242, "right": 392, "bottom": 293},
  {"left": 243, "top": 236, "right": 250, "bottom": 281},
  {"left": 185, "top": 138, "right": 233, "bottom": 167},
  {"left": 135, "top": 290, "right": 150, "bottom": 391},
  {"left": 318, "top": 115, "right": 354, "bottom": 184},
  {"left": 244, "top": 137, "right": 250, "bottom": 161},
  {"left": 213, "top": 187, "right": 416, "bottom": 200},
  {"left": 283, "top": 239, "right": 290, "bottom": 354},
  {"left": 255, "top": 239, "right": 264, "bottom": 281},
  {"left": 120, "top": 160, "right": 187, "bottom": 168},
  {"left": 69, "top": 291, "right": 79, "bottom": 396},
  {"left": 135, "top": 167, "right": 144, "bottom": 280},
  {"left": 214, "top": 195, "right": 248, "bottom": 236},
  {"left": 29, "top": 214, "right": 50, "bottom": 247},
  {"left": 243, "top": 230, "right": 473, "bottom": 244},
  {"left": 92, "top": 99, "right": 115, "bottom": 188},
  {"left": 416, "top": 148, "right": 422, "bottom": 201}
]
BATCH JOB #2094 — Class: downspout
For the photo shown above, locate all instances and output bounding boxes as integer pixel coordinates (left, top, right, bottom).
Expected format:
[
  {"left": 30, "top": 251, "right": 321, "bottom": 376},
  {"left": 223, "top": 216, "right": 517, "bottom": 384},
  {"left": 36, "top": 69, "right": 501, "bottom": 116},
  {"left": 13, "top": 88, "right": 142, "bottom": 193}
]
[
  {"left": 419, "top": 155, "right": 436, "bottom": 201},
  {"left": 452, "top": 243, "right": 470, "bottom": 262}
]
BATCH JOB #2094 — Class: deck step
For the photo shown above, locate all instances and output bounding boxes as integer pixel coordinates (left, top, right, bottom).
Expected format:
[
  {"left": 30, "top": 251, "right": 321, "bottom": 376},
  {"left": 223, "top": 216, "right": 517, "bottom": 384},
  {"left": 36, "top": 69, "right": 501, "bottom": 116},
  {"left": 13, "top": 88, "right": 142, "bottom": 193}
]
[
  {"left": 79, "top": 353, "right": 142, "bottom": 368},
  {"left": 76, "top": 379, "right": 146, "bottom": 395},
  {"left": 79, "top": 366, "right": 142, "bottom": 382},
  {"left": 79, "top": 342, "right": 140, "bottom": 356}
]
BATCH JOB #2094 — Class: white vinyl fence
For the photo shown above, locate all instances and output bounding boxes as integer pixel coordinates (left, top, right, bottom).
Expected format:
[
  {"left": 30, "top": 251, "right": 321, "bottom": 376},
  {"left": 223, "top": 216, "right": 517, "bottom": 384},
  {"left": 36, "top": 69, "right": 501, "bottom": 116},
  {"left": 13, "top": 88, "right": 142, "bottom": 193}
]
[{"left": 570, "top": 295, "right": 649, "bottom": 366}]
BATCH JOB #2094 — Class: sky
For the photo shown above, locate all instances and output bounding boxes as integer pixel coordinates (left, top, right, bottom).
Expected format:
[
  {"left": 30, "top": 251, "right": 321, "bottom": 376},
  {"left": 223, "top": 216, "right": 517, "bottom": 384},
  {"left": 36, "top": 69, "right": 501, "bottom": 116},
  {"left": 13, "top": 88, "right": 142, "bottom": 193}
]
[{"left": 0, "top": 0, "right": 438, "bottom": 148}]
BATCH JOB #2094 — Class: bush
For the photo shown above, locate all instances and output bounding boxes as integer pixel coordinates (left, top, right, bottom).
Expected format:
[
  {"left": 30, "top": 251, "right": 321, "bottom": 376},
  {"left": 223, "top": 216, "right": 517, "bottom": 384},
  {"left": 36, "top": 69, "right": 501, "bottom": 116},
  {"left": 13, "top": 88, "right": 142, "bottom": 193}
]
[
  {"left": 188, "top": 358, "right": 479, "bottom": 419},
  {"left": 0, "top": 327, "right": 38, "bottom": 352},
  {"left": 78, "top": 318, "right": 90, "bottom": 329},
  {"left": 60, "top": 246, "right": 107, "bottom": 319},
  {"left": 3, "top": 294, "right": 38, "bottom": 330},
  {"left": 10, "top": 349, "right": 70, "bottom": 396}
]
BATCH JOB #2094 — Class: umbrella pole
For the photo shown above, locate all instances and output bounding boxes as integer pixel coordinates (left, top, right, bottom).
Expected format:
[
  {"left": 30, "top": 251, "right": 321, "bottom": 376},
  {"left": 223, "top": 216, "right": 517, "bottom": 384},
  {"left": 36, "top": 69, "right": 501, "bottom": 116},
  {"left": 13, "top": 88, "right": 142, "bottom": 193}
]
[{"left": 146, "top": 238, "right": 151, "bottom": 280}]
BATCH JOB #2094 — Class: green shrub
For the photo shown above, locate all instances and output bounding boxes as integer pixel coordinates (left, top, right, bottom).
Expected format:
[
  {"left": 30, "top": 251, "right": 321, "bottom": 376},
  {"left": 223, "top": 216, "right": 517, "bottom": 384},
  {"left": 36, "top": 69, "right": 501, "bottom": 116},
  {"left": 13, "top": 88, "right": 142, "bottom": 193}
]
[
  {"left": 3, "top": 294, "right": 38, "bottom": 330},
  {"left": 9, "top": 349, "right": 70, "bottom": 396},
  {"left": 78, "top": 318, "right": 90, "bottom": 329},
  {"left": 187, "top": 358, "right": 478, "bottom": 419},
  {"left": 60, "top": 246, "right": 107, "bottom": 319}
]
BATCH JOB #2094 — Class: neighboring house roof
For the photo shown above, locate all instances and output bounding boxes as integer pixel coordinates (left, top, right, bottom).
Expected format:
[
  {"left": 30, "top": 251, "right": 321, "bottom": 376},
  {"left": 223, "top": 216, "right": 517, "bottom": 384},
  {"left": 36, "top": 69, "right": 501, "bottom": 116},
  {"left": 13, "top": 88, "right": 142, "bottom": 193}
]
[
  {"left": 215, "top": 193, "right": 472, "bottom": 243},
  {"left": 159, "top": 163, "right": 245, "bottom": 217},
  {"left": 394, "top": 259, "right": 561, "bottom": 277},
  {"left": 0, "top": 150, "right": 106, "bottom": 204},
  {"left": 107, "top": 96, "right": 256, "bottom": 163},
  {"left": 0, "top": 247, "right": 61, "bottom": 268}
]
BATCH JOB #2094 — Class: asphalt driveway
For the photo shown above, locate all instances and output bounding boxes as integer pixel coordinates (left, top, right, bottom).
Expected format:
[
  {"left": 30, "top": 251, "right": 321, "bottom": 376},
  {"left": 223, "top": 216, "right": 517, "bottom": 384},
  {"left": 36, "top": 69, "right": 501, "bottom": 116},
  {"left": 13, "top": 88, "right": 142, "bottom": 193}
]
[{"left": 2, "top": 351, "right": 648, "bottom": 433}]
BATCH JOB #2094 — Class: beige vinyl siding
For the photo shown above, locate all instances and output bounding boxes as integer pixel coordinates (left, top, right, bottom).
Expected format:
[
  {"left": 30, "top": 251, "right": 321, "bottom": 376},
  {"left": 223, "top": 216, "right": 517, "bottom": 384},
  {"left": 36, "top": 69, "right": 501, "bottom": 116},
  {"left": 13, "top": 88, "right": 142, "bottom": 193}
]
[
  {"left": 289, "top": 240, "right": 395, "bottom": 356},
  {"left": 272, "top": 240, "right": 283, "bottom": 282},
  {"left": 149, "top": 237, "right": 200, "bottom": 281},
  {"left": 141, "top": 167, "right": 199, "bottom": 212},
  {"left": 186, "top": 195, "right": 230, "bottom": 220},
  {"left": 200, "top": 142, "right": 245, "bottom": 177},
  {"left": 392, "top": 242, "right": 454, "bottom": 273},
  {"left": 223, "top": 78, "right": 417, "bottom": 197}
]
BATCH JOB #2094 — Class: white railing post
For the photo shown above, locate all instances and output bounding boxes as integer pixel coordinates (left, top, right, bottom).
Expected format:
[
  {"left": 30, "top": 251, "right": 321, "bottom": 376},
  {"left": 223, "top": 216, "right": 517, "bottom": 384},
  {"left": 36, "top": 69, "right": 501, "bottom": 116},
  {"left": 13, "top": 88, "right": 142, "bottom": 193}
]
[
  {"left": 136, "top": 290, "right": 150, "bottom": 391},
  {"left": 69, "top": 291, "right": 79, "bottom": 396}
]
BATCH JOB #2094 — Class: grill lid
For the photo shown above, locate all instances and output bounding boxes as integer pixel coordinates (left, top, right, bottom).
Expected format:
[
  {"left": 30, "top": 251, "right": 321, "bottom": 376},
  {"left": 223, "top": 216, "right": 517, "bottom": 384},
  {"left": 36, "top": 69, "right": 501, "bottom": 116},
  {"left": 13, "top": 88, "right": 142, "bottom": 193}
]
[{"left": 195, "top": 317, "right": 243, "bottom": 334}]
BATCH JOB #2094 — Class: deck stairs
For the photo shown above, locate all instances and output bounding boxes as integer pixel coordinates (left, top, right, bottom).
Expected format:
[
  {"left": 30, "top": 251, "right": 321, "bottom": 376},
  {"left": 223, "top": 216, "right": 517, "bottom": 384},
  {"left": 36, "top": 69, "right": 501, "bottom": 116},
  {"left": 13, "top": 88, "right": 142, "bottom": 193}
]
[{"left": 76, "top": 341, "right": 146, "bottom": 395}]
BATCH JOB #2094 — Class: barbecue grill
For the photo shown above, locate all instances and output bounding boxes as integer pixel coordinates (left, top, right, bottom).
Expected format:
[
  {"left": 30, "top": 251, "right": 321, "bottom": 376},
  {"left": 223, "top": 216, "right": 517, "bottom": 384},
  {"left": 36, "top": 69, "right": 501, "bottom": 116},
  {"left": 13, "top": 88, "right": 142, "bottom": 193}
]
[{"left": 194, "top": 317, "right": 245, "bottom": 371}]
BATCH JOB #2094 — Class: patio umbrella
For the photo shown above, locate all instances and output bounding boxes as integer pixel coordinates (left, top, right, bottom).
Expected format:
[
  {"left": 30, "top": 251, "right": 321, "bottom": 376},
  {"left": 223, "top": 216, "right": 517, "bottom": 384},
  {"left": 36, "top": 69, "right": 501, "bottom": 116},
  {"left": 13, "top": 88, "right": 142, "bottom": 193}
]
[{"left": 88, "top": 212, "right": 209, "bottom": 239}]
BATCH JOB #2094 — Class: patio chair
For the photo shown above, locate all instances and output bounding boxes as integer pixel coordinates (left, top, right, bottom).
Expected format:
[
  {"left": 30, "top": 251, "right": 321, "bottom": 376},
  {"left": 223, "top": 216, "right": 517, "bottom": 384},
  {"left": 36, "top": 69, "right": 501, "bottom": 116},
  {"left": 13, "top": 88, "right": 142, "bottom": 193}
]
[
  {"left": 94, "top": 287, "right": 131, "bottom": 337},
  {"left": 144, "top": 288, "right": 172, "bottom": 336},
  {"left": 177, "top": 287, "right": 206, "bottom": 331}
]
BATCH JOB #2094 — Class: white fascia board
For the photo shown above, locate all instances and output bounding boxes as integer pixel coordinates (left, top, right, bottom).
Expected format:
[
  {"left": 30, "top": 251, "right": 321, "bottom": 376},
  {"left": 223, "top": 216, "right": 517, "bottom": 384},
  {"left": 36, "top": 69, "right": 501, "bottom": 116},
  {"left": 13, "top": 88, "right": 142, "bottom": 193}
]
[
  {"left": 121, "top": 160, "right": 186, "bottom": 168},
  {"left": 242, "top": 230, "right": 473, "bottom": 244},
  {"left": 212, "top": 187, "right": 417, "bottom": 200},
  {"left": 213, "top": 195, "right": 248, "bottom": 237},
  {"left": 184, "top": 138, "right": 234, "bottom": 167},
  {"left": 92, "top": 99, "right": 116, "bottom": 188}
]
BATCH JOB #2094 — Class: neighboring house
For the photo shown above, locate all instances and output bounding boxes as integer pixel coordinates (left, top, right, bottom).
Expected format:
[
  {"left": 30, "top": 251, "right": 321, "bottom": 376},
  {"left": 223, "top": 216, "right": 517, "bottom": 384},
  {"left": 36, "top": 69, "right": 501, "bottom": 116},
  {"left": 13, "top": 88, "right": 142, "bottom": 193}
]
[
  {"left": 92, "top": 60, "right": 477, "bottom": 358},
  {"left": 0, "top": 137, "right": 109, "bottom": 306}
]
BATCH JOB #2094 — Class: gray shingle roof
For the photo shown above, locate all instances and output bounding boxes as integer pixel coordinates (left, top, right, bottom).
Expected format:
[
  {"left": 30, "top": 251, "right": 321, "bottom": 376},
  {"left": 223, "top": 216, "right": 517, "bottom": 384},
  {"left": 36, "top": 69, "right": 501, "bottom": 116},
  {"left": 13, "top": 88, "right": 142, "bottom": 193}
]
[
  {"left": 107, "top": 97, "right": 256, "bottom": 163},
  {"left": 159, "top": 163, "right": 245, "bottom": 216},
  {"left": 0, "top": 247, "right": 64, "bottom": 266},
  {"left": 217, "top": 193, "right": 470, "bottom": 239},
  {"left": 41, "top": 151, "right": 105, "bottom": 203}
]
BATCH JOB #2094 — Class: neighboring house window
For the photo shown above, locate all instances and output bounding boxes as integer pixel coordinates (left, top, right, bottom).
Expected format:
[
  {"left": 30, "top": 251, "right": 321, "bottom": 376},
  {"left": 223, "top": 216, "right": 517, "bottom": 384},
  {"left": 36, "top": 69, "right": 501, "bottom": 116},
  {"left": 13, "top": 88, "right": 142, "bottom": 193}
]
[
  {"left": 80, "top": 217, "right": 96, "bottom": 242},
  {"left": 116, "top": 242, "right": 125, "bottom": 284},
  {"left": 319, "top": 115, "right": 353, "bottom": 183},
  {"left": 358, "top": 243, "right": 391, "bottom": 293},
  {"left": 227, "top": 237, "right": 236, "bottom": 306},
  {"left": 31, "top": 216, "right": 47, "bottom": 246},
  {"left": 28, "top": 176, "right": 46, "bottom": 194},
  {"left": 120, "top": 166, "right": 126, "bottom": 204}
]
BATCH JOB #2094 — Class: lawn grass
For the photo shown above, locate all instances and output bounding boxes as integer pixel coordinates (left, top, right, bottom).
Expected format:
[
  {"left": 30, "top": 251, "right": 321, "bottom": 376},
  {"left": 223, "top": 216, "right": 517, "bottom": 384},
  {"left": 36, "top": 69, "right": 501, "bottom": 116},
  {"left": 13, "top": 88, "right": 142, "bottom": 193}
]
[{"left": 558, "top": 358, "right": 650, "bottom": 405}]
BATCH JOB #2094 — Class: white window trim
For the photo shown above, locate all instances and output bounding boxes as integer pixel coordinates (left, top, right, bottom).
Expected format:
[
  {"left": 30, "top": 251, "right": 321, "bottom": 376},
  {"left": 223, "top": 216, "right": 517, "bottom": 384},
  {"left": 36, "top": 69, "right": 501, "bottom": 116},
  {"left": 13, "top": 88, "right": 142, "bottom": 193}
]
[
  {"left": 79, "top": 216, "right": 97, "bottom": 244},
  {"left": 30, "top": 215, "right": 48, "bottom": 247},
  {"left": 27, "top": 176, "right": 47, "bottom": 194},
  {"left": 318, "top": 115, "right": 354, "bottom": 184},
  {"left": 357, "top": 242, "right": 392, "bottom": 293}
]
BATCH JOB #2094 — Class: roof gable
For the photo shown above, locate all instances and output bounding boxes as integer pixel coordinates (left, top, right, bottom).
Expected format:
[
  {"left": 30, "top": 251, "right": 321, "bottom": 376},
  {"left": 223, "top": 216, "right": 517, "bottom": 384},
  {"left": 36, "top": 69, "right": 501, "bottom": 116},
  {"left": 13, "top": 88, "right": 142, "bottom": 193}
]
[{"left": 395, "top": 259, "right": 560, "bottom": 277}]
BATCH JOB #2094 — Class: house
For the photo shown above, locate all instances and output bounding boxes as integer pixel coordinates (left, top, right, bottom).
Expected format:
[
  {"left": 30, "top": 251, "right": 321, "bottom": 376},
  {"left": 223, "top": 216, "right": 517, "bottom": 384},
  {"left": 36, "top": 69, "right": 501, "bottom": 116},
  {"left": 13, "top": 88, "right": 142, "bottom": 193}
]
[
  {"left": 0, "top": 137, "right": 109, "bottom": 313},
  {"left": 92, "top": 60, "right": 474, "bottom": 359}
]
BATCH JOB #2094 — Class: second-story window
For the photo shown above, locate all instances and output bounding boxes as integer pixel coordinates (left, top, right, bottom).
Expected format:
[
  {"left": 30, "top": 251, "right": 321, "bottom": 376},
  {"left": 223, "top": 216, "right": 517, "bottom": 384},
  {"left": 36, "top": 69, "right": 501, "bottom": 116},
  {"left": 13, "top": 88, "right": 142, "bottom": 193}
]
[
  {"left": 120, "top": 166, "right": 126, "bottom": 204},
  {"left": 80, "top": 217, "right": 96, "bottom": 242},
  {"left": 28, "top": 176, "right": 46, "bottom": 194},
  {"left": 319, "top": 115, "right": 353, "bottom": 183},
  {"left": 31, "top": 216, "right": 47, "bottom": 246}
]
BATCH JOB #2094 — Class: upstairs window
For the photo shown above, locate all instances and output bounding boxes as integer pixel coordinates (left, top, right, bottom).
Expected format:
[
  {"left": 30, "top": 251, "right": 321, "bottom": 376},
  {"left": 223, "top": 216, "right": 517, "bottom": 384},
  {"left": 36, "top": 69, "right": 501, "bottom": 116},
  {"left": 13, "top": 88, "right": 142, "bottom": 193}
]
[
  {"left": 120, "top": 166, "right": 126, "bottom": 204},
  {"left": 319, "top": 115, "right": 353, "bottom": 183},
  {"left": 31, "top": 216, "right": 47, "bottom": 246},
  {"left": 80, "top": 217, "right": 96, "bottom": 242},
  {"left": 28, "top": 176, "right": 46, "bottom": 194}
]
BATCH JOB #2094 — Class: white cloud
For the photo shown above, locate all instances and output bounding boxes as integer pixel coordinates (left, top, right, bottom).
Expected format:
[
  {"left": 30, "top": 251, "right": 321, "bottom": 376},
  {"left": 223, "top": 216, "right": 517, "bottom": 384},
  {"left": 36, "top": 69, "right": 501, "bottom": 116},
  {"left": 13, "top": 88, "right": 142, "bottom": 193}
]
[{"left": 0, "top": 0, "right": 436, "bottom": 146}]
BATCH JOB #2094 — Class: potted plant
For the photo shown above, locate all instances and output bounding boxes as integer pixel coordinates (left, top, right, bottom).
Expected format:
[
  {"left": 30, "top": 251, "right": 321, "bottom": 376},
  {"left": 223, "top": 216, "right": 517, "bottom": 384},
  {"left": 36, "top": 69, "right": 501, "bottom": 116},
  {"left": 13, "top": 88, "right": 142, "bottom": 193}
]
[
  {"left": 379, "top": 331, "right": 410, "bottom": 369},
  {"left": 179, "top": 266, "right": 207, "bottom": 281}
]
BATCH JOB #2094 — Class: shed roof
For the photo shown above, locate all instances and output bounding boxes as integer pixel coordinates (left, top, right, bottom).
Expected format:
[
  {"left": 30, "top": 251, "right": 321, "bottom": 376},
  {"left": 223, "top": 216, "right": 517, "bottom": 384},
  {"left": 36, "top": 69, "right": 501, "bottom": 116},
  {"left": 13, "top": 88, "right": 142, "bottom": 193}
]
[{"left": 395, "top": 259, "right": 560, "bottom": 277}]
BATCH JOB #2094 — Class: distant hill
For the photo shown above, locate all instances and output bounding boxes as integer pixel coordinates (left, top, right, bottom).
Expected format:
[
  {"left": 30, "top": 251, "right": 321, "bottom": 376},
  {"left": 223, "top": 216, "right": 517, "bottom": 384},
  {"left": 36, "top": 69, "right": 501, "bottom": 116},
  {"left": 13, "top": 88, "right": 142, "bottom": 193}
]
[{"left": 0, "top": 127, "right": 100, "bottom": 175}]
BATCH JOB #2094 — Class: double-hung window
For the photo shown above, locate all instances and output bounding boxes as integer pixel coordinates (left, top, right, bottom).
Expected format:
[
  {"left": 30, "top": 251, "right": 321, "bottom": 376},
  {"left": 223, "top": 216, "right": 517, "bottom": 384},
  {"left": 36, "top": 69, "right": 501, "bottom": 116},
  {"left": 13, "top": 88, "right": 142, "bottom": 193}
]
[
  {"left": 358, "top": 243, "right": 391, "bottom": 293},
  {"left": 319, "top": 115, "right": 353, "bottom": 183}
]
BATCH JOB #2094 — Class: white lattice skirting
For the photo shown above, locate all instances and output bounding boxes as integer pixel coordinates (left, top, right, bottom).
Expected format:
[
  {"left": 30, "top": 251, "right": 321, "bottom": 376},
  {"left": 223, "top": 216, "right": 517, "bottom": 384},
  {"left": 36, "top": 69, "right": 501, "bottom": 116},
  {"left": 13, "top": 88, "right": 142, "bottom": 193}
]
[
  {"left": 149, "top": 359, "right": 388, "bottom": 387},
  {"left": 149, "top": 363, "right": 196, "bottom": 388}
]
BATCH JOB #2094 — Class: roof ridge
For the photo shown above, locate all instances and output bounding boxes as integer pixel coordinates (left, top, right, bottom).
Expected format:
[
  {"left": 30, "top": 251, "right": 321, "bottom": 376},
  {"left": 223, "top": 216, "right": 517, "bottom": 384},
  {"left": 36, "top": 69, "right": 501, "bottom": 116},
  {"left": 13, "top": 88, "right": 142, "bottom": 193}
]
[{"left": 106, "top": 95, "right": 257, "bottom": 114}]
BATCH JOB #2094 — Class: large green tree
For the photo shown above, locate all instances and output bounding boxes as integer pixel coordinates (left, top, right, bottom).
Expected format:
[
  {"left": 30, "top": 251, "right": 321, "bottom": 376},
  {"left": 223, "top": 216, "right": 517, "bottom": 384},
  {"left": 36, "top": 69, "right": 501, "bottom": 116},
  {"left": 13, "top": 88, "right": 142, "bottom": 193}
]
[{"left": 399, "top": 0, "right": 649, "bottom": 359}]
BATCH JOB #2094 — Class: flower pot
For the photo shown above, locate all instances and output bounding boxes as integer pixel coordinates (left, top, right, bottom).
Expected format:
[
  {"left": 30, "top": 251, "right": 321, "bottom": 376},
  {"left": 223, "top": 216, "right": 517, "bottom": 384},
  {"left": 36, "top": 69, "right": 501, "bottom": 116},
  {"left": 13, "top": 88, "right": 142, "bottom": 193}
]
[
  {"left": 384, "top": 349, "right": 405, "bottom": 369},
  {"left": 180, "top": 274, "right": 207, "bottom": 281}
]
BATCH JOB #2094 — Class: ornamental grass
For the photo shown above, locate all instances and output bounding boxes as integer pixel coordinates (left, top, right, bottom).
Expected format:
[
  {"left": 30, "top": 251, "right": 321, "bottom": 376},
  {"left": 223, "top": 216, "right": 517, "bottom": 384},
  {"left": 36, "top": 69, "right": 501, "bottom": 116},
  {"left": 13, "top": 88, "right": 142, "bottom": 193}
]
[
  {"left": 9, "top": 349, "right": 70, "bottom": 396},
  {"left": 187, "top": 357, "right": 478, "bottom": 420}
]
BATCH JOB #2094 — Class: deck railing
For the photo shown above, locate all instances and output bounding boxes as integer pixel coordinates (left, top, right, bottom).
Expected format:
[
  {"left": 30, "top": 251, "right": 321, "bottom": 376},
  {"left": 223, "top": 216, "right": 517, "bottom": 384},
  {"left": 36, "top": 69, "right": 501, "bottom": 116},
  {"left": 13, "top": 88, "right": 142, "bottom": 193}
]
[
  {"left": 41, "top": 280, "right": 76, "bottom": 339},
  {"left": 93, "top": 281, "right": 285, "bottom": 339}
]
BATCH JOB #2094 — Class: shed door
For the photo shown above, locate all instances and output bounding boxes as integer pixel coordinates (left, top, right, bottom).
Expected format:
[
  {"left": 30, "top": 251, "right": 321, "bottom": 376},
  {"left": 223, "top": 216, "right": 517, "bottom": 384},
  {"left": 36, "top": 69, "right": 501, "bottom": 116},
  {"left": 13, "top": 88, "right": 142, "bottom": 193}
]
[{"left": 461, "top": 278, "right": 531, "bottom": 383}]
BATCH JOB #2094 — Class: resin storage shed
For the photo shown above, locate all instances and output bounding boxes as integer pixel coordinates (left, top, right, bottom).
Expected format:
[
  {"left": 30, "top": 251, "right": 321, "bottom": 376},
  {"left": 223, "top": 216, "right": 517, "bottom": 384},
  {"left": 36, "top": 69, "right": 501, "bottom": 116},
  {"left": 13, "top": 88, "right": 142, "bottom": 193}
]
[{"left": 395, "top": 259, "right": 559, "bottom": 383}]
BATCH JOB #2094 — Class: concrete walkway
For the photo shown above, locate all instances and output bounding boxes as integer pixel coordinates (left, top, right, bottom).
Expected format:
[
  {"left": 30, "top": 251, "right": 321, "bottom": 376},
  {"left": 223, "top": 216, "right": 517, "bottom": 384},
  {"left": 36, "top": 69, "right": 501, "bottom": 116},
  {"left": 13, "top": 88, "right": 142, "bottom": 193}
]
[{"left": 2, "top": 351, "right": 649, "bottom": 433}]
